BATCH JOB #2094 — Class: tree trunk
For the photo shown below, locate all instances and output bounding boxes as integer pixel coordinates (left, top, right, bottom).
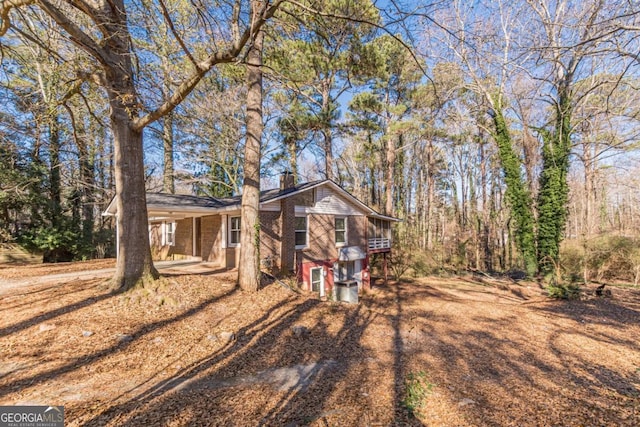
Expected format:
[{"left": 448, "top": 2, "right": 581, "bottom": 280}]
[
  {"left": 426, "top": 140, "right": 435, "bottom": 251},
  {"left": 106, "top": 17, "right": 158, "bottom": 290},
  {"left": 385, "top": 133, "right": 396, "bottom": 216},
  {"left": 163, "top": 112, "right": 175, "bottom": 193},
  {"left": 111, "top": 113, "right": 159, "bottom": 290},
  {"left": 537, "top": 85, "right": 572, "bottom": 275},
  {"left": 49, "top": 117, "right": 61, "bottom": 227},
  {"left": 321, "top": 83, "right": 333, "bottom": 181},
  {"left": 492, "top": 108, "right": 537, "bottom": 276},
  {"left": 74, "top": 118, "right": 96, "bottom": 252},
  {"left": 238, "top": 24, "right": 264, "bottom": 292}
]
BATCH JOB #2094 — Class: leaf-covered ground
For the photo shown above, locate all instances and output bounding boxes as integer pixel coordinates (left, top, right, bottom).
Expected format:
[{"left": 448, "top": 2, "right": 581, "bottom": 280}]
[
  {"left": 0, "top": 259, "right": 115, "bottom": 280},
  {"left": 0, "top": 263, "right": 638, "bottom": 426}
]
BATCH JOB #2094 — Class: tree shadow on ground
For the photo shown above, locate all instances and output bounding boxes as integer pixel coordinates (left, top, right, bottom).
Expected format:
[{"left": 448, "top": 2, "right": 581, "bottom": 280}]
[
  {"left": 0, "top": 287, "right": 239, "bottom": 400},
  {"left": 80, "top": 293, "right": 394, "bottom": 426},
  {"left": 0, "top": 280, "right": 108, "bottom": 312},
  {"left": 0, "top": 281, "right": 112, "bottom": 338},
  {"left": 375, "top": 279, "right": 640, "bottom": 426},
  {"left": 538, "top": 296, "right": 640, "bottom": 327}
]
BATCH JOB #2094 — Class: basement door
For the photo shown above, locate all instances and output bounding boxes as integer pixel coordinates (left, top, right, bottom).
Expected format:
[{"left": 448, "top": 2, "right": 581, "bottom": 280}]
[{"left": 310, "top": 267, "right": 325, "bottom": 297}]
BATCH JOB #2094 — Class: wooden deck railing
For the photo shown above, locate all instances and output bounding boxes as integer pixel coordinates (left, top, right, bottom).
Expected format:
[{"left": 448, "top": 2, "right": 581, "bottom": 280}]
[{"left": 368, "top": 238, "right": 391, "bottom": 250}]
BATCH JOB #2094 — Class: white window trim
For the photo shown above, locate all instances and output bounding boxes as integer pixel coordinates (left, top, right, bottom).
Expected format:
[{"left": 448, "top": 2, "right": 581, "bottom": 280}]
[
  {"left": 163, "top": 221, "right": 176, "bottom": 247},
  {"left": 335, "top": 216, "right": 347, "bottom": 247},
  {"left": 228, "top": 215, "right": 241, "bottom": 247},
  {"left": 295, "top": 215, "right": 308, "bottom": 249}
]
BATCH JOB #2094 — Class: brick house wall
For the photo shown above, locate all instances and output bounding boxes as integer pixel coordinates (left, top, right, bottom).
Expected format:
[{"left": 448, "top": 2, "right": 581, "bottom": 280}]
[
  {"left": 281, "top": 196, "right": 296, "bottom": 273},
  {"left": 260, "top": 210, "right": 282, "bottom": 272},
  {"left": 299, "top": 213, "right": 337, "bottom": 262},
  {"left": 150, "top": 219, "right": 193, "bottom": 260},
  {"left": 201, "top": 215, "right": 222, "bottom": 264},
  {"left": 169, "top": 218, "right": 193, "bottom": 258},
  {"left": 348, "top": 215, "right": 367, "bottom": 248}
]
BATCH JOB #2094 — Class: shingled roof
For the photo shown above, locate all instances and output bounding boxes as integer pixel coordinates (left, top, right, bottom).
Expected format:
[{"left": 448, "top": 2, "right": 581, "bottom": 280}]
[
  {"left": 103, "top": 179, "right": 399, "bottom": 221},
  {"left": 103, "top": 180, "right": 326, "bottom": 216}
]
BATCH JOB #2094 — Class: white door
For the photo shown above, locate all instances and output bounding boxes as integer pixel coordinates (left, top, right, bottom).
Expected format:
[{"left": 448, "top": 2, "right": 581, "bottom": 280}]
[{"left": 311, "top": 267, "right": 325, "bottom": 297}]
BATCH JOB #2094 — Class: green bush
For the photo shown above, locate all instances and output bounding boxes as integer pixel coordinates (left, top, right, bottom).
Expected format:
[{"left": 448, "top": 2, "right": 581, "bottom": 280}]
[
  {"left": 561, "top": 235, "right": 640, "bottom": 285},
  {"left": 402, "top": 371, "right": 434, "bottom": 417},
  {"left": 547, "top": 282, "right": 582, "bottom": 299}
]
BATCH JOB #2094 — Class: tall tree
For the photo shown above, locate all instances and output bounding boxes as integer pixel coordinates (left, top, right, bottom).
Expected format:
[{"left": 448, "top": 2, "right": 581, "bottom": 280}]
[
  {"left": 0, "top": 0, "right": 284, "bottom": 290},
  {"left": 430, "top": 0, "right": 538, "bottom": 275},
  {"left": 525, "top": 0, "right": 638, "bottom": 273},
  {"left": 238, "top": 2, "right": 264, "bottom": 292},
  {"left": 269, "top": 0, "right": 379, "bottom": 179}
]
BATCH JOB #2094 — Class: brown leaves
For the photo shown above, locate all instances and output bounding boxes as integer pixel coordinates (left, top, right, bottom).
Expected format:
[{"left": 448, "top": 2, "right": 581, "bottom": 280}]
[{"left": 0, "top": 264, "right": 638, "bottom": 426}]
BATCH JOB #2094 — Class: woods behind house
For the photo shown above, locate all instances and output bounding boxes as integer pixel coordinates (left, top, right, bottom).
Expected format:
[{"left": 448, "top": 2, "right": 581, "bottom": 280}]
[{"left": 1, "top": 0, "right": 640, "bottom": 284}]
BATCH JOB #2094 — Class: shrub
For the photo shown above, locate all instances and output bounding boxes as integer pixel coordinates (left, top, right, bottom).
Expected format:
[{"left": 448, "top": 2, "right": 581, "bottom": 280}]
[
  {"left": 402, "top": 371, "right": 434, "bottom": 417},
  {"left": 547, "top": 282, "right": 582, "bottom": 299},
  {"left": 390, "top": 248, "right": 412, "bottom": 279},
  {"left": 561, "top": 235, "right": 640, "bottom": 285}
]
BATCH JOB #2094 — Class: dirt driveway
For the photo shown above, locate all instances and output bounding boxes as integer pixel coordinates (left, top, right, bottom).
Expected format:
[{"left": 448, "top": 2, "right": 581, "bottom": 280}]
[
  {"left": 0, "top": 263, "right": 638, "bottom": 426},
  {"left": 0, "top": 259, "right": 225, "bottom": 294}
]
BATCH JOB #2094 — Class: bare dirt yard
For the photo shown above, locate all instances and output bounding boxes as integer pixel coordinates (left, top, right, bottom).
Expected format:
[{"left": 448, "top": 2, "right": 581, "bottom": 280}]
[{"left": 0, "top": 262, "right": 638, "bottom": 426}]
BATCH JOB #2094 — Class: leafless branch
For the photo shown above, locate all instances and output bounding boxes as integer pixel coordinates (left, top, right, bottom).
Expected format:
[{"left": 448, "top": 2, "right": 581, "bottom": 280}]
[
  {"left": 36, "top": 0, "right": 109, "bottom": 66},
  {"left": 157, "top": 0, "right": 198, "bottom": 69},
  {"left": 132, "top": 0, "right": 286, "bottom": 131},
  {"left": 0, "top": 0, "right": 32, "bottom": 36}
]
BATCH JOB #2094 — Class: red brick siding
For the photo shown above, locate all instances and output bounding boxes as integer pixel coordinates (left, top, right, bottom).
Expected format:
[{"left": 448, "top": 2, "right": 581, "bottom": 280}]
[
  {"left": 260, "top": 211, "right": 282, "bottom": 271},
  {"left": 169, "top": 218, "right": 193, "bottom": 257},
  {"left": 201, "top": 215, "right": 222, "bottom": 264}
]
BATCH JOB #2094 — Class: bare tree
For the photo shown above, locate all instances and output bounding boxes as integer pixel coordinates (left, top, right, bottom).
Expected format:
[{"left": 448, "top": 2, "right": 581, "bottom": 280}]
[{"left": 0, "top": 0, "right": 284, "bottom": 290}]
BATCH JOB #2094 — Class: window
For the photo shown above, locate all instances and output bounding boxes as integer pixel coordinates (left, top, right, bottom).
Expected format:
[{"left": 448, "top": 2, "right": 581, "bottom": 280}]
[
  {"left": 295, "top": 216, "right": 307, "bottom": 248},
  {"left": 229, "top": 216, "right": 241, "bottom": 245},
  {"left": 335, "top": 217, "right": 346, "bottom": 246},
  {"left": 164, "top": 222, "right": 175, "bottom": 246}
]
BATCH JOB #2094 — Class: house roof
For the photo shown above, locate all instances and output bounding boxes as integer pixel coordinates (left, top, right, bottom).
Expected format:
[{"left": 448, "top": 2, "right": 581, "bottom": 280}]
[{"left": 103, "top": 179, "right": 400, "bottom": 221}]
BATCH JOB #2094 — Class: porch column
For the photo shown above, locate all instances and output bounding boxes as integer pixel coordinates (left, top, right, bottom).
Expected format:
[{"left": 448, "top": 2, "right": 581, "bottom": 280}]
[{"left": 192, "top": 217, "right": 196, "bottom": 257}]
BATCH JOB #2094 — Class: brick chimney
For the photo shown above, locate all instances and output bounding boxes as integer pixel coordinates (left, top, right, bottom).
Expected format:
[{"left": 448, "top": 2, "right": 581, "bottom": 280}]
[
  {"left": 280, "top": 171, "right": 295, "bottom": 190},
  {"left": 280, "top": 170, "right": 296, "bottom": 273}
]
